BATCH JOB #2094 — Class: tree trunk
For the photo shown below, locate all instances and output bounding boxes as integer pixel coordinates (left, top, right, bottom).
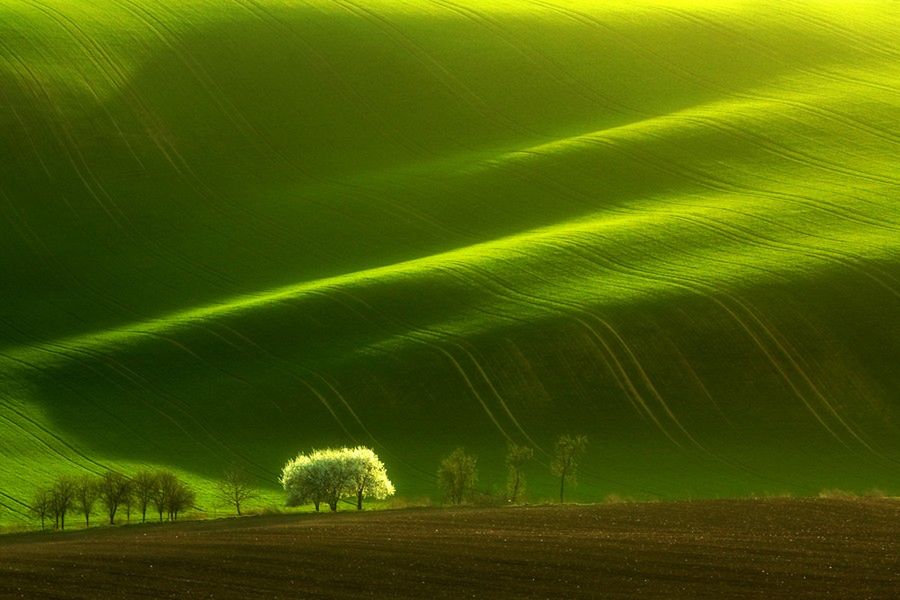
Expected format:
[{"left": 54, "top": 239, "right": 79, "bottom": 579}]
[
  {"left": 60, "top": 513, "right": 65, "bottom": 531},
  {"left": 357, "top": 490, "right": 363, "bottom": 510},
  {"left": 512, "top": 473, "right": 520, "bottom": 503},
  {"left": 84, "top": 513, "right": 90, "bottom": 527},
  {"left": 236, "top": 501, "right": 241, "bottom": 516},
  {"left": 314, "top": 500, "right": 320, "bottom": 512},
  {"left": 329, "top": 501, "right": 337, "bottom": 512},
  {"left": 141, "top": 506, "right": 147, "bottom": 523},
  {"left": 40, "top": 516, "right": 45, "bottom": 531}
]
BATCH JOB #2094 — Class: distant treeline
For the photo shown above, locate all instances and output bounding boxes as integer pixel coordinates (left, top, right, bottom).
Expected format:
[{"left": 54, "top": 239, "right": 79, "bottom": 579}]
[
  {"left": 23, "top": 436, "right": 588, "bottom": 533},
  {"left": 30, "top": 470, "right": 195, "bottom": 531}
]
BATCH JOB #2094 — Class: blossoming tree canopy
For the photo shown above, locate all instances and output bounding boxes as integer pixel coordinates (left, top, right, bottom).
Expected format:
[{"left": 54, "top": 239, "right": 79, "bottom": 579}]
[{"left": 280, "top": 446, "right": 395, "bottom": 512}]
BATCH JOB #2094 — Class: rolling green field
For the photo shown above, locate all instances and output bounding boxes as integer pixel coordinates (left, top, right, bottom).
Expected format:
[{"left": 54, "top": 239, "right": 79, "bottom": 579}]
[{"left": 1, "top": 0, "right": 898, "bottom": 525}]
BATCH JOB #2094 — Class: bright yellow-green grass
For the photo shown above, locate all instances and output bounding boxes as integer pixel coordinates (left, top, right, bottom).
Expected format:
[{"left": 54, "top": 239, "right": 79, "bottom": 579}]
[{"left": 0, "top": 0, "right": 898, "bottom": 524}]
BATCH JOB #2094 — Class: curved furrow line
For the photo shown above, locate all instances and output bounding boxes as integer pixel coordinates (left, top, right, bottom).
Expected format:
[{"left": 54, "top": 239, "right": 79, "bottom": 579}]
[
  {"left": 456, "top": 261, "right": 697, "bottom": 446},
  {"left": 115, "top": 0, "right": 277, "bottom": 150},
  {"left": 489, "top": 107, "right": 898, "bottom": 235},
  {"left": 323, "top": 285, "right": 677, "bottom": 494},
  {"left": 0, "top": 188, "right": 207, "bottom": 348},
  {"left": 673, "top": 110, "right": 900, "bottom": 187},
  {"left": 296, "top": 280, "right": 555, "bottom": 452},
  {"left": 0, "top": 368, "right": 113, "bottom": 473},
  {"left": 10, "top": 2, "right": 284, "bottom": 293},
  {"left": 686, "top": 75, "right": 900, "bottom": 150},
  {"left": 219, "top": 333, "right": 373, "bottom": 445},
  {"left": 0, "top": 315, "right": 265, "bottom": 470},
  {"left": 0, "top": 87, "right": 50, "bottom": 177},
  {"left": 331, "top": 0, "right": 543, "bottom": 140},
  {"left": 0, "top": 25, "right": 129, "bottom": 234},
  {"left": 0, "top": 332, "right": 219, "bottom": 459},
  {"left": 238, "top": 0, "right": 446, "bottom": 163},
  {"left": 779, "top": 0, "right": 900, "bottom": 62},
  {"left": 448, "top": 340, "right": 545, "bottom": 452},
  {"left": 0, "top": 399, "right": 105, "bottom": 479},
  {"left": 2, "top": 171, "right": 892, "bottom": 374},
  {"left": 594, "top": 189, "right": 900, "bottom": 297},
  {"left": 557, "top": 234, "right": 893, "bottom": 460},
  {"left": 530, "top": 0, "right": 900, "bottom": 148},
  {"left": 646, "top": 206, "right": 900, "bottom": 301},
  {"left": 427, "top": 345, "right": 515, "bottom": 444},
  {"left": 0, "top": 491, "right": 30, "bottom": 519},
  {"left": 595, "top": 318, "right": 709, "bottom": 446},
  {"left": 603, "top": 106, "right": 900, "bottom": 211},
  {"left": 658, "top": 5, "right": 900, "bottom": 98},
  {"left": 491, "top": 232, "right": 844, "bottom": 447},
  {"left": 426, "top": 259, "right": 806, "bottom": 488},
  {"left": 132, "top": 0, "right": 437, "bottom": 246},
  {"left": 570, "top": 127, "right": 900, "bottom": 233},
  {"left": 180, "top": 315, "right": 379, "bottom": 452},
  {"left": 423, "top": 0, "right": 638, "bottom": 119},
  {"left": 486, "top": 126, "right": 900, "bottom": 291},
  {"left": 666, "top": 342, "right": 738, "bottom": 431},
  {"left": 302, "top": 270, "right": 824, "bottom": 490},
  {"left": 313, "top": 285, "right": 546, "bottom": 450},
  {"left": 308, "top": 371, "right": 441, "bottom": 487},
  {"left": 431, "top": 261, "right": 690, "bottom": 449},
  {"left": 726, "top": 295, "right": 896, "bottom": 463}
]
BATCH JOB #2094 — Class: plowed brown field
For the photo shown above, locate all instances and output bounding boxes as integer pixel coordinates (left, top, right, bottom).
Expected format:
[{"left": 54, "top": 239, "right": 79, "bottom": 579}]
[{"left": 1, "top": 499, "right": 898, "bottom": 599}]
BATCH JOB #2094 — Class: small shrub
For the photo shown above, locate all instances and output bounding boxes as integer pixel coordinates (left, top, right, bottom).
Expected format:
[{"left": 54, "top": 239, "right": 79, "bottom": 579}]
[{"left": 437, "top": 448, "right": 478, "bottom": 505}]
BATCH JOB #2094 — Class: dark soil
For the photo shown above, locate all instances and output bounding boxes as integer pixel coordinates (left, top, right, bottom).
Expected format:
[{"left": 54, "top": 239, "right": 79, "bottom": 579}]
[{"left": 0, "top": 499, "right": 898, "bottom": 599}]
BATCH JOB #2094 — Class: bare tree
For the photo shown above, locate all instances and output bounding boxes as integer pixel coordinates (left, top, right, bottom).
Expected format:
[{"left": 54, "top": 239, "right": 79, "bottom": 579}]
[
  {"left": 505, "top": 443, "right": 534, "bottom": 504},
  {"left": 152, "top": 471, "right": 172, "bottom": 522},
  {"left": 154, "top": 471, "right": 194, "bottom": 521},
  {"left": 167, "top": 479, "right": 195, "bottom": 521},
  {"left": 437, "top": 448, "right": 478, "bottom": 505},
  {"left": 98, "top": 471, "right": 131, "bottom": 525},
  {"left": 121, "top": 485, "right": 134, "bottom": 523},
  {"left": 131, "top": 470, "right": 158, "bottom": 523},
  {"left": 30, "top": 488, "right": 53, "bottom": 531},
  {"left": 216, "top": 466, "right": 258, "bottom": 516},
  {"left": 75, "top": 475, "right": 100, "bottom": 528},
  {"left": 551, "top": 434, "right": 588, "bottom": 504},
  {"left": 51, "top": 476, "right": 77, "bottom": 531}
]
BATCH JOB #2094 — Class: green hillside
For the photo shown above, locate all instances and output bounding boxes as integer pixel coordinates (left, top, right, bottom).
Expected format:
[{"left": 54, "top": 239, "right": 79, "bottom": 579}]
[{"left": 1, "top": 0, "right": 898, "bottom": 523}]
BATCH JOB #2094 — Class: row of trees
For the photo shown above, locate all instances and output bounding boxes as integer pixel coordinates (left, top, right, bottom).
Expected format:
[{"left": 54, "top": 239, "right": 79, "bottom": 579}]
[
  {"left": 30, "top": 470, "right": 195, "bottom": 531},
  {"left": 280, "top": 446, "right": 395, "bottom": 512},
  {"left": 438, "top": 434, "right": 588, "bottom": 505},
  {"left": 27, "top": 436, "right": 585, "bottom": 530}
]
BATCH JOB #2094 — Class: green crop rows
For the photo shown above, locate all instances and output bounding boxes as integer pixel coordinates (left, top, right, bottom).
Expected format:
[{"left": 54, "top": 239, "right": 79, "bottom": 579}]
[{"left": 0, "top": 0, "right": 898, "bottom": 524}]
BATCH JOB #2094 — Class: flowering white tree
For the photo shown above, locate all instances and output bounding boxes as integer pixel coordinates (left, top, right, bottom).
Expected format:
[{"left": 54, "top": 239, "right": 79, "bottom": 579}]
[
  {"left": 280, "top": 447, "right": 394, "bottom": 512},
  {"left": 346, "top": 446, "right": 395, "bottom": 510},
  {"left": 281, "top": 453, "right": 323, "bottom": 511}
]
